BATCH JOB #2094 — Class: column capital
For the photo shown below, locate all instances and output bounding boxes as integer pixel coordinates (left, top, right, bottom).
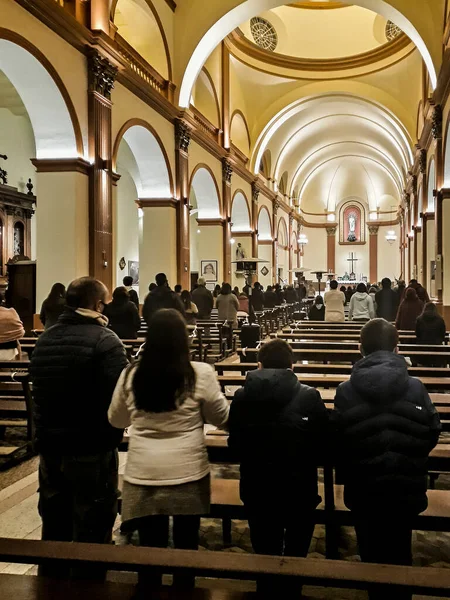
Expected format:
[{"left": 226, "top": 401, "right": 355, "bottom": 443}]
[
  {"left": 289, "top": 212, "right": 294, "bottom": 226},
  {"left": 326, "top": 226, "right": 337, "bottom": 236},
  {"left": 251, "top": 182, "right": 260, "bottom": 205},
  {"left": 368, "top": 225, "right": 379, "bottom": 235},
  {"left": 273, "top": 201, "right": 281, "bottom": 216},
  {"left": 222, "top": 158, "right": 233, "bottom": 183},
  {"left": 432, "top": 104, "right": 443, "bottom": 140},
  {"left": 87, "top": 49, "right": 117, "bottom": 100},
  {"left": 175, "top": 119, "right": 192, "bottom": 153}
]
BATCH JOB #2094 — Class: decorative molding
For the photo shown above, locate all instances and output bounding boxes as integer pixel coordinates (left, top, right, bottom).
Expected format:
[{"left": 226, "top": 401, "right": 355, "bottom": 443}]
[
  {"left": 251, "top": 183, "right": 260, "bottom": 205},
  {"left": 326, "top": 226, "right": 337, "bottom": 236},
  {"left": 163, "top": 0, "right": 177, "bottom": 11},
  {"left": 432, "top": 104, "right": 443, "bottom": 140},
  {"left": 289, "top": 213, "right": 294, "bottom": 226},
  {"left": 288, "top": 2, "right": 346, "bottom": 8},
  {"left": 111, "top": 172, "right": 121, "bottom": 187},
  {"left": 227, "top": 27, "right": 411, "bottom": 73},
  {"left": 402, "top": 190, "right": 410, "bottom": 206},
  {"left": 368, "top": 225, "right": 380, "bottom": 235},
  {"left": 87, "top": 49, "right": 117, "bottom": 100},
  {"left": 197, "top": 218, "right": 225, "bottom": 227},
  {"left": 30, "top": 158, "right": 91, "bottom": 175},
  {"left": 273, "top": 201, "right": 281, "bottom": 216},
  {"left": 175, "top": 120, "right": 192, "bottom": 153},
  {"left": 136, "top": 198, "right": 177, "bottom": 209},
  {"left": 222, "top": 159, "right": 233, "bottom": 184},
  {"left": 419, "top": 149, "right": 427, "bottom": 174}
]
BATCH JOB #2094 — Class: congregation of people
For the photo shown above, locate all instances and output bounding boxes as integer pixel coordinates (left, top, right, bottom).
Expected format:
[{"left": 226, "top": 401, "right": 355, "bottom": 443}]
[{"left": 0, "top": 269, "right": 444, "bottom": 598}]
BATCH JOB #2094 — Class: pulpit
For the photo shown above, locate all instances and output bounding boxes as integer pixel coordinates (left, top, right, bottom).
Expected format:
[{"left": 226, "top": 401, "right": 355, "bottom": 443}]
[{"left": 6, "top": 259, "right": 36, "bottom": 335}]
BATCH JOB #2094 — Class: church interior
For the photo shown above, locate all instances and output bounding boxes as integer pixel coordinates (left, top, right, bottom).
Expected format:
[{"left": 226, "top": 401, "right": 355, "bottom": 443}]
[{"left": 1, "top": 0, "right": 450, "bottom": 598}]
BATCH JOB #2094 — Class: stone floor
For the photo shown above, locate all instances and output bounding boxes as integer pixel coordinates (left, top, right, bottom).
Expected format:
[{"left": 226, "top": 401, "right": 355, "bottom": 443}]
[{"left": 0, "top": 455, "right": 449, "bottom": 598}]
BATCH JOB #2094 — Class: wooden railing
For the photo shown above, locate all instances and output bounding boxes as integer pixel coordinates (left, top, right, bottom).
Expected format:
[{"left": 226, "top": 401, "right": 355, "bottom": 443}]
[
  {"left": 113, "top": 34, "right": 169, "bottom": 99},
  {"left": 191, "top": 106, "right": 221, "bottom": 143}
]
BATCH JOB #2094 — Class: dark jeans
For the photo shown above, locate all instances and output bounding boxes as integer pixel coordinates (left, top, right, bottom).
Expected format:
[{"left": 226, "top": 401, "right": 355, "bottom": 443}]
[
  {"left": 38, "top": 450, "right": 119, "bottom": 579},
  {"left": 354, "top": 517, "right": 412, "bottom": 600},
  {"left": 247, "top": 509, "right": 315, "bottom": 597},
  {"left": 137, "top": 515, "right": 200, "bottom": 589}
]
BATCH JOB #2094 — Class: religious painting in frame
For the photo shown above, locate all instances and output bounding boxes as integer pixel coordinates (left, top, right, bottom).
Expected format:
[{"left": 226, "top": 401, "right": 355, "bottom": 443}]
[
  {"left": 338, "top": 200, "right": 366, "bottom": 245},
  {"left": 200, "top": 260, "right": 218, "bottom": 282}
]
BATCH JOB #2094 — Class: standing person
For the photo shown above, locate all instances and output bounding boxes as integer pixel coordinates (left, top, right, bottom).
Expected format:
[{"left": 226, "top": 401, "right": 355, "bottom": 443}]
[
  {"left": 375, "top": 278, "right": 399, "bottom": 322},
  {"left": 232, "top": 286, "right": 240, "bottom": 297},
  {"left": 395, "top": 288, "right": 423, "bottom": 331},
  {"left": 0, "top": 292, "right": 25, "bottom": 360},
  {"left": 264, "top": 285, "right": 277, "bottom": 309},
  {"left": 108, "top": 310, "right": 229, "bottom": 588},
  {"left": 307, "top": 283, "right": 316, "bottom": 300},
  {"left": 395, "top": 279, "right": 406, "bottom": 303},
  {"left": 251, "top": 282, "right": 265, "bottom": 312},
  {"left": 274, "top": 283, "right": 284, "bottom": 304},
  {"left": 191, "top": 277, "right": 213, "bottom": 319},
  {"left": 103, "top": 287, "right": 141, "bottom": 339},
  {"left": 123, "top": 276, "right": 139, "bottom": 311},
  {"left": 297, "top": 282, "right": 307, "bottom": 302},
  {"left": 216, "top": 283, "right": 239, "bottom": 327},
  {"left": 324, "top": 280, "right": 346, "bottom": 322},
  {"left": 408, "top": 279, "right": 430, "bottom": 303},
  {"left": 368, "top": 287, "right": 378, "bottom": 314},
  {"left": 238, "top": 292, "right": 249, "bottom": 314},
  {"left": 348, "top": 283, "right": 375, "bottom": 322},
  {"left": 228, "top": 339, "right": 328, "bottom": 585},
  {"left": 415, "top": 302, "right": 446, "bottom": 345},
  {"left": 174, "top": 285, "right": 182, "bottom": 295},
  {"left": 345, "top": 285, "right": 355, "bottom": 304},
  {"left": 213, "top": 284, "right": 221, "bottom": 307},
  {"left": 181, "top": 290, "right": 198, "bottom": 325},
  {"left": 30, "top": 277, "right": 128, "bottom": 577},
  {"left": 285, "top": 285, "right": 297, "bottom": 304},
  {"left": 333, "top": 319, "right": 440, "bottom": 600},
  {"left": 143, "top": 273, "right": 185, "bottom": 325},
  {"left": 308, "top": 295, "right": 325, "bottom": 321},
  {"left": 340, "top": 286, "right": 347, "bottom": 305},
  {"left": 39, "top": 283, "right": 66, "bottom": 330}
]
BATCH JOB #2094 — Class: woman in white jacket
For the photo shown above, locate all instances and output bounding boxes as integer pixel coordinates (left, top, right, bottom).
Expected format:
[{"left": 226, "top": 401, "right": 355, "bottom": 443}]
[
  {"left": 323, "top": 280, "right": 346, "bottom": 322},
  {"left": 348, "top": 283, "right": 375, "bottom": 321},
  {"left": 108, "top": 309, "right": 229, "bottom": 587}
]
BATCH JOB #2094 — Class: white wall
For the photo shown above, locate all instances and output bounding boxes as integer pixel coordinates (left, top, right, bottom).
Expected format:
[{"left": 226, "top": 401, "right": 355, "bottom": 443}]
[
  {"left": 0, "top": 108, "right": 36, "bottom": 191},
  {"left": 378, "top": 224, "right": 401, "bottom": 282},
  {"left": 302, "top": 228, "right": 327, "bottom": 281},
  {"left": 231, "top": 235, "right": 252, "bottom": 290},
  {"left": 427, "top": 219, "right": 436, "bottom": 296},
  {"left": 258, "top": 243, "right": 273, "bottom": 289},
  {"left": 115, "top": 168, "right": 139, "bottom": 294}
]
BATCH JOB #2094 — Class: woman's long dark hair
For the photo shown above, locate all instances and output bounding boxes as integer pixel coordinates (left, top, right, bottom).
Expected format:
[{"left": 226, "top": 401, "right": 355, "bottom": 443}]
[
  {"left": 181, "top": 290, "right": 191, "bottom": 310},
  {"left": 47, "top": 283, "right": 66, "bottom": 303},
  {"left": 133, "top": 309, "right": 196, "bottom": 413}
]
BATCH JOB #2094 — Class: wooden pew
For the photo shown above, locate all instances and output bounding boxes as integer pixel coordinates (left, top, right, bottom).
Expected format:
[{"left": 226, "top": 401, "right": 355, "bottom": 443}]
[
  {"left": 0, "top": 538, "right": 449, "bottom": 597},
  {"left": 273, "top": 331, "right": 438, "bottom": 343},
  {"left": 0, "top": 367, "right": 33, "bottom": 463}
]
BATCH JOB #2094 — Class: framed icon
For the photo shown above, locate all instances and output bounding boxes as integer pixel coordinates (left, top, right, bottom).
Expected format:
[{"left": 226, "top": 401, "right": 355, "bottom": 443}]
[{"left": 200, "top": 260, "right": 218, "bottom": 282}]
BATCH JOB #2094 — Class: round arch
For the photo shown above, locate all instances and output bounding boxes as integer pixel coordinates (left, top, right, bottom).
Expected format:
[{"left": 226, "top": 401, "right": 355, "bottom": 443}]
[
  {"left": 111, "top": 0, "right": 172, "bottom": 80},
  {"left": 189, "top": 164, "right": 221, "bottom": 219},
  {"left": 230, "top": 110, "right": 251, "bottom": 153},
  {"left": 113, "top": 119, "right": 173, "bottom": 197},
  {"left": 179, "top": 0, "right": 437, "bottom": 107},
  {"left": 277, "top": 217, "right": 288, "bottom": 247},
  {"left": 231, "top": 189, "right": 251, "bottom": 231},
  {"left": 197, "top": 67, "right": 221, "bottom": 126},
  {"left": 258, "top": 205, "right": 272, "bottom": 240},
  {"left": 0, "top": 28, "right": 83, "bottom": 158}
]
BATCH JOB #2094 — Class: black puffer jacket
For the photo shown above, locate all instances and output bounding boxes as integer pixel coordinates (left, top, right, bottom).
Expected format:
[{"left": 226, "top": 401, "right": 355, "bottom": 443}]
[
  {"left": 104, "top": 300, "right": 141, "bottom": 339},
  {"left": 30, "top": 309, "right": 128, "bottom": 454},
  {"left": 416, "top": 312, "right": 446, "bottom": 345},
  {"left": 142, "top": 285, "right": 185, "bottom": 325},
  {"left": 333, "top": 351, "right": 441, "bottom": 516},
  {"left": 228, "top": 369, "right": 329, "bottom": 511}
]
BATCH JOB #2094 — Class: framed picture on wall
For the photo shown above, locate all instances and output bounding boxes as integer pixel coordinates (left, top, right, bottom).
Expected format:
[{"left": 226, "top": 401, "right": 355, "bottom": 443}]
[
  {"left": 128, "top": 261, "right": 139, "bottom": 285},
  {"left": 200, "top": 260, "right": 218, "bottom": 282}
]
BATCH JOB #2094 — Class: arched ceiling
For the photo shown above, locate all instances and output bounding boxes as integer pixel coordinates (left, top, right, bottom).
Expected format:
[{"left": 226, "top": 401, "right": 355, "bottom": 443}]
[{"left": 252, "top": 93, "right": 411, "bottom": 213}]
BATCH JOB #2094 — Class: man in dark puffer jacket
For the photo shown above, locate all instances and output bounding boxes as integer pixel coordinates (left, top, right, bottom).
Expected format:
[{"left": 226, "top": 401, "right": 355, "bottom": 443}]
[
  {"left": 228, "top": 339, "right": 329, "bottom": 560},
  {"left": 334, "top": 319, "right": 440, "bottom": 599},
  {"left": 30, "top": 277, "right": 128, "bottom": 576}
]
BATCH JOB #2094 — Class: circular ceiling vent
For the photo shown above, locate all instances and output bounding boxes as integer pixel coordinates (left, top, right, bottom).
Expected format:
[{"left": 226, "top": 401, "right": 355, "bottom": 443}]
[
  {"left": 250, "top": 17, "right": 278, "bottom": 52},
  {"left": 385, "top": 20, "right": 402, "bottom": 42}
]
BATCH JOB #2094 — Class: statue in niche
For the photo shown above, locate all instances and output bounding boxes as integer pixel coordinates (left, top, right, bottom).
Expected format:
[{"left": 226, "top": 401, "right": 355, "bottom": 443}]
[
  {"left": 236, "top": 243, "right": 246, "bottom": 260},
  {"left": 347, "top": 212, "right": 357, "bottom": 242}
]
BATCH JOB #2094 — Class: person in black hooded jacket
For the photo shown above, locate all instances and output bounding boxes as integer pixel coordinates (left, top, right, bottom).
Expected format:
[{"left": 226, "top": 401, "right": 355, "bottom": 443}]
[
  {"left": 333, "top": 319, "right": 440, "bottom": 599},
  {"left": 228, "top": 339, "right": 328, "bottom": 561}
]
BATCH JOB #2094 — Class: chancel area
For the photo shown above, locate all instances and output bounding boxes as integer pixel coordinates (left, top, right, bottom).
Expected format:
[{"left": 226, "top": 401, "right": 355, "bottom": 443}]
[{"left": 1, "top": 0, "right": 450, "bottom": 598}]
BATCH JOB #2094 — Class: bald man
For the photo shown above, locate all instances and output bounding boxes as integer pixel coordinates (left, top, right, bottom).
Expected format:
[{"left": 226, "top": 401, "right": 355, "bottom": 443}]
[{"left": 30, "top": 277, "right": 128, "bottom": 577}]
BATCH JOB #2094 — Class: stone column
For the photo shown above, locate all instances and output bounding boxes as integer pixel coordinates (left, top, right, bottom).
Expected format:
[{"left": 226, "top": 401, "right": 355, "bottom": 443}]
[
  {"left": 222, "top": 43, "right": 230, "bottom": 150},
  {"left": 222, "top": 159, "right": 233, "bottom": 282},
  {"left": 90, "top": 0, "right": 110, "bottom": 32},
  {"left": 251, "top": 183, "right": 259, "bottom": 257},
  {"left": 272, "top": 201, "right": 279, "bottom": 284},
  {"left": 326, "top": 226, "right": 336, "bottom": 274},
  {"left": 368, "top": 225, "right": 379, "bottom": 283},
  {"left": 137, "top": 199, "right": 178, "bottom": 289},
  {"left": 87, "top": 49, "right": 117, "bottom": 292},
  {"left": 31, "top": 158, "right": 90, "bottom": 306},
  {"left": 175, "top": 119, "right": 192, "bottom": 289},
  {"left": 288, "top": 213, "right": 294, "bottom": 283}
]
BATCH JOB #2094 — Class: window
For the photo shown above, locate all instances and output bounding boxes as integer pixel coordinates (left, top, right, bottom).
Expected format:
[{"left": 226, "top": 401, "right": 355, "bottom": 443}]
[
  {"left": 385, "top": 20, "right": 402, "bottom": 42},
  {"left": 250, "top": 17, "right": 278, "bottom": 52}
]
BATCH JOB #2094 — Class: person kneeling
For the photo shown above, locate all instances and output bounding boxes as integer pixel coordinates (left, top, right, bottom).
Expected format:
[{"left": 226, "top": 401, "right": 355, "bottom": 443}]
[
  {"left": 333, "top": 319, "right": 441, "bottom": 600},
  {"left": 228, "top": 339, "right": 328, "bottom": 564}
]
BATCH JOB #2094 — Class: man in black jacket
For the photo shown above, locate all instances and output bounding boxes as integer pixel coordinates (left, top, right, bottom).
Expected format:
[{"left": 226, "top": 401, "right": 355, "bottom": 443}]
[
  {"left": 228, "top": 339, "right": 328, "bottom": 559},
  {"left": 123, "top": 275, "right": 139, "bottom": 311},
  {"left": 191, "top": 277, "right": 213, "bottom": 319},
  {"left": 374, "top": 277, "right": 399, "bottom": 321},
  {"left": 30, "top": 277, "right": 128, "bottom": 575},
  {"left": 334, "top": 319, "right": 440, "bottom": 598},
  {"left": 142, "top": 272, "right": 185, "bottom": 325},
  {"left": 263, "top": 285, "right": 277, "bottom": 309}
]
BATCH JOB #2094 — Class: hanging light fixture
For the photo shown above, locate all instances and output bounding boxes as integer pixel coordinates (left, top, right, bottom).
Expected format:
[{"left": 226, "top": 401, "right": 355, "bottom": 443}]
[
  {"left": 385, "top": 230, "right": 397, "bottom": 245},
  {"left": 298, "top": 232, "right": 309, "bottom": 247}
]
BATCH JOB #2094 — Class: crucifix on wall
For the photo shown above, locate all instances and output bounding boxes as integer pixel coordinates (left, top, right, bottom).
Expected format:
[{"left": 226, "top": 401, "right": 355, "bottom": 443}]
[{"left": 347, "top": 252, "right": 359, "bottom": 280}]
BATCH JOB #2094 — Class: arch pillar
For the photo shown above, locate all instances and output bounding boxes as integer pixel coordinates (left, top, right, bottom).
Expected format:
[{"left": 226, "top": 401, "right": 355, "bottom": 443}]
[
  {"left": 222, "top": 159, "right": 233, "bottom": 282},
  {"left": 288, "top": 213, "right": 294, "bottom": 284},
  {"left": 272, "top": 202, "right": 279, "bottom": 284},
  {"left": 368, "top": 225, "right": 379, "bottom": 283},
  {"left": 175, "top": 120, "right": 192, "bottom": 289},
  {"left": 31, "top": 158, "right": 90, "bottom": 307},
  {"left": 326, "top": 226, "right": 337, "bottom": 274},
  {"left": 251, "top": 184, "right": 259, "bottom": 257}
]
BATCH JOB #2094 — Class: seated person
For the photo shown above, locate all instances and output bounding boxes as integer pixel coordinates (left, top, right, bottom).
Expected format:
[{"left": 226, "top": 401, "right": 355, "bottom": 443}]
[
  {"left": 308, "top": 295, "right": 325, "bottom": 321},
  {"left": 333, "top": 319, "right": 441, "bottom": 600},
  {"left": 228, "top": 339, "right": 328, "bottom": 563}
]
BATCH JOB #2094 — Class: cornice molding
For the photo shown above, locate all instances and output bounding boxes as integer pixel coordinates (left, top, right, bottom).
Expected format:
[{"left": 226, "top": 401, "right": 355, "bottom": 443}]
[
  {"left": 197, "top": 218, "right": 225, "bottom": 226},
  {"left": 136, "top": 198, "right": 178, "bottom": 209},
  {"left": 288, "top": 2, "right": 347, "bottom": 8},
  {"left": 30, "top": 158, "right": 91, "bottom": 175},
  {"left": 227, "top": 28, "right": 411, "bottom": 73}
]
